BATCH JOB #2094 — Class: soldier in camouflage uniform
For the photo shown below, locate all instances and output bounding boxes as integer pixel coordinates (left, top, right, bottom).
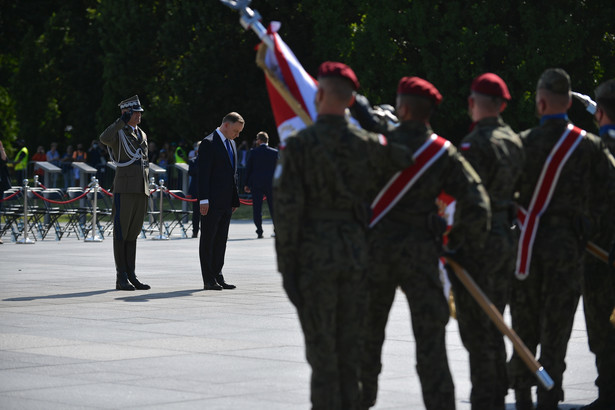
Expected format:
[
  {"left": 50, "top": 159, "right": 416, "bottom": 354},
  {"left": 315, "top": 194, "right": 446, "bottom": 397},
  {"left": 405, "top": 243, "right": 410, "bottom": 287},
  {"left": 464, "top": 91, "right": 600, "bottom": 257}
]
[
  {"left": 508, "top": 69, "right": 615, "bottom": 410},
  {"left": 578, "top": 78, "right": 615, "bottom": 410},
  {"left": 452, "top": 73, "right": 525, "bottom": 410},
  {"left": 360, "top": 76, "right": 491, "bottom": 410},
  {"left": 273, "top": 62, "right": 413, "bottom": 410}
]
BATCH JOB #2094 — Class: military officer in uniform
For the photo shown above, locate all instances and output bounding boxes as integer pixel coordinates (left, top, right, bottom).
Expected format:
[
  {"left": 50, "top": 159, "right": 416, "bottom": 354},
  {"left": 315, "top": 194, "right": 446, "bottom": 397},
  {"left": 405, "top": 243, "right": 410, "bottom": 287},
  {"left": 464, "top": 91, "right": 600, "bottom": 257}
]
[
  {"left": 360, "top": 76, "right": 491, "bottom": 410},
  {"left": 452, "top": 73, "right": 524, "bottom": 410},
  {"left": 273, "top": 62, "right": 413, "bottom": 410},
  {"left": 578, "top": 78, "right": 615, "bottom": 410},
  {"left": 100, "top": 95, "right": 151, "bottom": 291},
  {"left": 508, "top": 69, "right": 615, "bottom": 410}
]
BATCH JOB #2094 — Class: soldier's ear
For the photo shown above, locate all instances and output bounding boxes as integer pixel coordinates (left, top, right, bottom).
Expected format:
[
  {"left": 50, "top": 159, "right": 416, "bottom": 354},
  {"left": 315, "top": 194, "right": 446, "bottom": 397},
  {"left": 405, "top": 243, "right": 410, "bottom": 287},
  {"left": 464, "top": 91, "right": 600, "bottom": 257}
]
[{"left": 499, "top": 101, "right": 507, "bottom": 113}]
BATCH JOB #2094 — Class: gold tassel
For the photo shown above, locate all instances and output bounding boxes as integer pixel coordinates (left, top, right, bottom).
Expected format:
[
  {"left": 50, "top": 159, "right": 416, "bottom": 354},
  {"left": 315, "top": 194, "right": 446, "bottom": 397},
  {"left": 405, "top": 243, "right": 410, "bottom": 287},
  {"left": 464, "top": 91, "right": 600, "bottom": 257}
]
[
  {"left": 610, "top": 307, "right": 615, "bottom": 328},
  {"left": 449, "top": 290, "right": 457, "bottom": 319}
]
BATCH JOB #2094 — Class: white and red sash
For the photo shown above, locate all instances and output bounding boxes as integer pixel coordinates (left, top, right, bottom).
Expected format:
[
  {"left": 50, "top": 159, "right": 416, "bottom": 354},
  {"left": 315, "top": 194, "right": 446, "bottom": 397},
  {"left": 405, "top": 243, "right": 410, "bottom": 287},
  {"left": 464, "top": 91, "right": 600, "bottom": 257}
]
[
  {"left": 515, "top": 124, "right": 585, "bottom": 279},
  {"left": 369, "top": 134, "right": 450, "bottom": 228}
]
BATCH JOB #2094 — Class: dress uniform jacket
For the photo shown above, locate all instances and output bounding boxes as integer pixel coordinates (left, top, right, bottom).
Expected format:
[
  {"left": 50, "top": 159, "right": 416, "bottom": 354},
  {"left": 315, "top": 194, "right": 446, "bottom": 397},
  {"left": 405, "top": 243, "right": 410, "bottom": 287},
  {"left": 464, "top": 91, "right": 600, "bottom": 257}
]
[{"left": 100, "top": 118, "right": 150, "bottom": 196}]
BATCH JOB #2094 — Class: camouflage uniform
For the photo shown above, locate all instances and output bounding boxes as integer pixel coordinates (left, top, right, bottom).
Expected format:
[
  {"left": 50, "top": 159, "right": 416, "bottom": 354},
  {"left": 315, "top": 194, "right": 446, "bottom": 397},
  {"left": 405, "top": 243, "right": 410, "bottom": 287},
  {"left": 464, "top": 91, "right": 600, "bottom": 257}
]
[
  {"left": 273, "top": 114, "right": 412, "bottom": 410},
  {"left": 452, "top": 116, "right": 524, "bottom": 409},
  {"left": 582, "top": 114, "right": 615, "bottom": 407},
  {"left": 508, "top": 117, "right": 615, "bottom": 408},
  {"left": 361, "top": 120, "right": 491, "bottom": 410}
]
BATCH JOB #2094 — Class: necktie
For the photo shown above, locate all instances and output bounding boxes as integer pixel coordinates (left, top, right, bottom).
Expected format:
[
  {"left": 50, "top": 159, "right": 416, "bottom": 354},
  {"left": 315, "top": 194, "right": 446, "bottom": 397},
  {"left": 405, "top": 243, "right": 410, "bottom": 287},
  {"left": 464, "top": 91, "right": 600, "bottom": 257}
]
[{"left": 225, "top": 139, "right": 234, "bottom": 168}]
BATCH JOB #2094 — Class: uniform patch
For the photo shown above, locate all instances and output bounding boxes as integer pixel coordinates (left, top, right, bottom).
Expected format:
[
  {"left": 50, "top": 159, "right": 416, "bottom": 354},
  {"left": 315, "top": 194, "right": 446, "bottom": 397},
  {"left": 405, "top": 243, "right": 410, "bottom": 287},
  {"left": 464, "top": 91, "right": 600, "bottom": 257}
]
[{"left": 460, "top": 142, "right": 471, "bottom": 151}]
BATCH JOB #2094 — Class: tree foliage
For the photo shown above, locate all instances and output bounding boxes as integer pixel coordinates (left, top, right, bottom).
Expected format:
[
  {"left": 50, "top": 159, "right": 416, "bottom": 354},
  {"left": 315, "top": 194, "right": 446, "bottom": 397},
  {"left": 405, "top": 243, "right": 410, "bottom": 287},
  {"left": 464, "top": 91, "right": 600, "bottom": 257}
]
[{"left": 1, "top": 0, "right": 614, "bottom": 153}]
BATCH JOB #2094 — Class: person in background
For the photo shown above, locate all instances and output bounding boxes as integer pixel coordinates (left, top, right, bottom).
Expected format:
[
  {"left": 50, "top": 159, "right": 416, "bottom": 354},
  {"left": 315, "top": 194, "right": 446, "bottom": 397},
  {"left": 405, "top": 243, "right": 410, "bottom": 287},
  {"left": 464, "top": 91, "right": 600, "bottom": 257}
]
[
  {"left": 508, "top": 68, "right": 615, "bottom": 410},
  {"left": 243, "top": 131, "right": 278, "bottom": 238},
  {"left": 60, "top": 145, "right": 74, "bottom": 190},
  {"left": 46, "top": 142, "right": 60, "bottom": 187},
  {"left": 31, "top": 145, "right": 47, "bottom": 178},
  {"left": 72, "top": 143, "right": 87, "bottom": 186},
  {"left": 577, "top": 78, "right": 615, "bottom": 410},
  {"left": 12, "top": 139, "right": 28, "bottom": 184},
  {"left": 188, "top": 141, "right": 199, "bottom": 161},
  {"left": 0, "top": 140, "right": 12, "bottom": 244},
  {"left": 452, "top": 73, "right": 524, "bottom": 410},
  {"left": 188, "top": 141, "right": 201, "bottom": 238},
  {"left": 87, "top": 139, "right": 106, "bottom": 182}
]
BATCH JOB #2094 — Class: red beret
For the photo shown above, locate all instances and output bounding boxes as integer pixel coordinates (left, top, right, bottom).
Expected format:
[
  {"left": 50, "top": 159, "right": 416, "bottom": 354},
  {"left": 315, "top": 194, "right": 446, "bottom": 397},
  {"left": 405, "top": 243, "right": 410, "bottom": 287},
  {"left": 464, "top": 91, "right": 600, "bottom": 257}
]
[
  {"left": 471, "top": 73, "right": 511, "bottom": 100},
  {"left": 397, "top": 76, "right": 442, "bottom": 105},
  {"left": 318, "top": 61, "right": 360, "bottom": 91}
]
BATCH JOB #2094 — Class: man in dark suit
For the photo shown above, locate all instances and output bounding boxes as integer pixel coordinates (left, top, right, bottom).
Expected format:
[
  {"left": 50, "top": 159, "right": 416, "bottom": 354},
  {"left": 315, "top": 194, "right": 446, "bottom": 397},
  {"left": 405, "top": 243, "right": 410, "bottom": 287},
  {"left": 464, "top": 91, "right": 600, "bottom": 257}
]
[
  {"left": 198, "top": 112, "right": 244, "bottom": 290},
  {"left": 244, "top": 131, "right": 279, "bottom": 238}
]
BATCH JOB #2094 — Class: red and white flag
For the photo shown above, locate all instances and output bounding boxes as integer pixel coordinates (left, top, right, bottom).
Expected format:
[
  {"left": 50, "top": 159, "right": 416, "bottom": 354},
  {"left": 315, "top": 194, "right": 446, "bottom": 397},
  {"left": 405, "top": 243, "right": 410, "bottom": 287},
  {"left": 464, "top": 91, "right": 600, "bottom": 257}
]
[{"left": 262, "top": 22, "right": 318, "bottom": 145}]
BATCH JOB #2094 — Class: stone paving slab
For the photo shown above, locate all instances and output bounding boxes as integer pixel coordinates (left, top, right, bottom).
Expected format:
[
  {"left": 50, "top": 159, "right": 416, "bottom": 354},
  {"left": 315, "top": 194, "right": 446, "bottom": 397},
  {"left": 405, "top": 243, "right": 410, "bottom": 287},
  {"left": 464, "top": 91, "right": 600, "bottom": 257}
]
[{"left": 0, "top": 220, "right": 599, "bottom": 409}]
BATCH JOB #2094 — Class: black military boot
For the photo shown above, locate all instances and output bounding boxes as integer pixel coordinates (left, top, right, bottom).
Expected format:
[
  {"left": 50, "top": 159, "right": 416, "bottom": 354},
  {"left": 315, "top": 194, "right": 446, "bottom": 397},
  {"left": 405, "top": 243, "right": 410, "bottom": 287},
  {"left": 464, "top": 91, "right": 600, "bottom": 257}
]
[
  {"left": 116, "top": 271, "right": 135, "bottom": 291},
  {"left": 114, "top": 239, "right": 134, "bottom": 290},
  {"left": 515, "top": 388, "right": 535, "bottom": 410},
  {"left": 125, "top": 240, "right": 150, "bottom": 290}
]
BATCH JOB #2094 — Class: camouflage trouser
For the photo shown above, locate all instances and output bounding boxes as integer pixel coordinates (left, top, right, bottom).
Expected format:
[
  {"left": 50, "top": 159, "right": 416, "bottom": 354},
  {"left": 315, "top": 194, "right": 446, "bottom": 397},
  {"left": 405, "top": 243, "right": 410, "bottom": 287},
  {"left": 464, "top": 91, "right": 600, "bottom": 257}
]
[
  {"left": 361, "top": 233, "right": 454, "bottom": 410},
  {"left": 583, "top": 253, "right": 615, "bottom": 403},
  {"left": 450, "top": 227, "right": 515, "bottom": 410},
  {"left": 297, "top": 266, "right": 364, "bottom": 410},
  {"left": 508, "top": 228, "right": 582, "bottom": 408}
]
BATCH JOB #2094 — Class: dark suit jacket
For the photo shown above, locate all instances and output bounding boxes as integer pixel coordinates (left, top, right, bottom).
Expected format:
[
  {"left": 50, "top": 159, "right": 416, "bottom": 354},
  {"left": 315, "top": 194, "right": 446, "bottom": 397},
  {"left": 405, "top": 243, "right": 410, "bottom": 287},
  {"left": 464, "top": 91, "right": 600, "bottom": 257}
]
[
  {"left": 198, "top": 129, "right": 239, "bottom": 209},
  {"left": 245, "top": 144, "right": 279, "bottom": 190}
]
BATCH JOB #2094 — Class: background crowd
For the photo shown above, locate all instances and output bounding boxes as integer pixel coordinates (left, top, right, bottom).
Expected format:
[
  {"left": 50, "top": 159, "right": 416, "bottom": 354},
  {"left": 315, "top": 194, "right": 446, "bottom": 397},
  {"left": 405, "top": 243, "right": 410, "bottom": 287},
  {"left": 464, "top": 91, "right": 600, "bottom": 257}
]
[{"left": 0, "top": 138, "right": 263, "bottom": 195}]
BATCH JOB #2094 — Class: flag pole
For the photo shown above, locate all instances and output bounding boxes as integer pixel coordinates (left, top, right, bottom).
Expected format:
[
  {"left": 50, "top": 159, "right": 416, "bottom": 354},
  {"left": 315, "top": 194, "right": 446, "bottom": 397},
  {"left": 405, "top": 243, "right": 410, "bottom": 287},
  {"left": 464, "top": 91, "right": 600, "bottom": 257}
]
[
  {"left": 219, "top": 0, "right": 273, "bottom": 49},
  {"left": 586, "top": 240, "right": 615, "bottom": 268},
  {"left": 220, "top": 0, "right": 314, "bottom": 128},
  {"left": 444, "top": 257, "right": 555, "bottom": 391}
]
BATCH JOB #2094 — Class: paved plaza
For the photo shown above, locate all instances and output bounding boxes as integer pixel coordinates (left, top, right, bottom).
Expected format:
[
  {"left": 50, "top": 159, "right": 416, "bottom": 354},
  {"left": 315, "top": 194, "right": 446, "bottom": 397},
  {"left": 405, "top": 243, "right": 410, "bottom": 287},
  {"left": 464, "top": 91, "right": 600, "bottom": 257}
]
[{"left": 0, "top": 220, "right": 600, "bottom": 409}]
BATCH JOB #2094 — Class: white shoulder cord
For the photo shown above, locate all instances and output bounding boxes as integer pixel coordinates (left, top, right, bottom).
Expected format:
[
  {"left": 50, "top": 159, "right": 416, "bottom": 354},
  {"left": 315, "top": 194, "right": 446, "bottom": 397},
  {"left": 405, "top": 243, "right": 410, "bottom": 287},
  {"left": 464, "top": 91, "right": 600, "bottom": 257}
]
[{"left": 107, "top": 128, "right": 143, "bottom": 167}]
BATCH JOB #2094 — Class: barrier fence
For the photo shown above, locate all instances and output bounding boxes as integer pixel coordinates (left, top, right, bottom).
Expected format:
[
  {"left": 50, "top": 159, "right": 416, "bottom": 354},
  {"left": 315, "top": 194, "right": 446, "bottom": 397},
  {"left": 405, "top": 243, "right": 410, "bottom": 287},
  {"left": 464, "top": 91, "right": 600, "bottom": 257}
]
[{"left": 0, "top": 175, "right": 253, "bottom": 244}]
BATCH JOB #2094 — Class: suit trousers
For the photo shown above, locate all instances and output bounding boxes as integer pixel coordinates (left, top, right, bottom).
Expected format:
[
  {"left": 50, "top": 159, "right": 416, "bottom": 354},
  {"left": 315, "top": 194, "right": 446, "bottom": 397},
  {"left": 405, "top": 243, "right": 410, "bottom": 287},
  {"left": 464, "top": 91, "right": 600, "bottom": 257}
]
[
  {"left": 192, "top": 200, "right": 200, "bottom": 235},
  {"left": 199, "top": 207, "right": 232, "bottom": 285},
  {"left": 251, "top": 186, "right": 274, "bottom": 235}
]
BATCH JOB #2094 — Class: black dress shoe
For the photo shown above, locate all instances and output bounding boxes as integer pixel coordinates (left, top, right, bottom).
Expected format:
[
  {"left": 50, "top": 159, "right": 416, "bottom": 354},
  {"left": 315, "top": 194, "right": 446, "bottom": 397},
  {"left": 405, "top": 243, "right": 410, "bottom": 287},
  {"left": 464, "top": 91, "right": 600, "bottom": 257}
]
[
  {"left": 216, "top": 274, "right": 236, "bottom": 289},
  {"left": 204, "top": 283, "right": 223, "bottom": 290},
  {"left": 219, "top": 282, "right": 236, "bottom": 289},
  {"left": 257, "top": 233, "right": 263, "bottom": 239}
]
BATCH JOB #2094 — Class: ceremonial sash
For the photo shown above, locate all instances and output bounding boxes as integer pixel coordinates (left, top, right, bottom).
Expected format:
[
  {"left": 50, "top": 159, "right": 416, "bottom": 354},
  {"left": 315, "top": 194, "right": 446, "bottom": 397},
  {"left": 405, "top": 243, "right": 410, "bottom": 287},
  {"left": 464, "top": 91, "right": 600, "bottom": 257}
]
[
  {"left": 369, "top": 134, "right": 450, "bottom": 228},
  {"left": 515, "top": 124, "right": 585, "bottom": 279}
]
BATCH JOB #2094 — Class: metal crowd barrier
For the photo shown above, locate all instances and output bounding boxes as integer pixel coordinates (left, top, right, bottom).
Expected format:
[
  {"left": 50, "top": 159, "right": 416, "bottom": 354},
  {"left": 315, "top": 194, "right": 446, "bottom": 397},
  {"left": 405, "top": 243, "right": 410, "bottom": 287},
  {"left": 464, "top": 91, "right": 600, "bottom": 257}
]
[{"left": 1, "top": 176, "right": 198, "bottom": 243}]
